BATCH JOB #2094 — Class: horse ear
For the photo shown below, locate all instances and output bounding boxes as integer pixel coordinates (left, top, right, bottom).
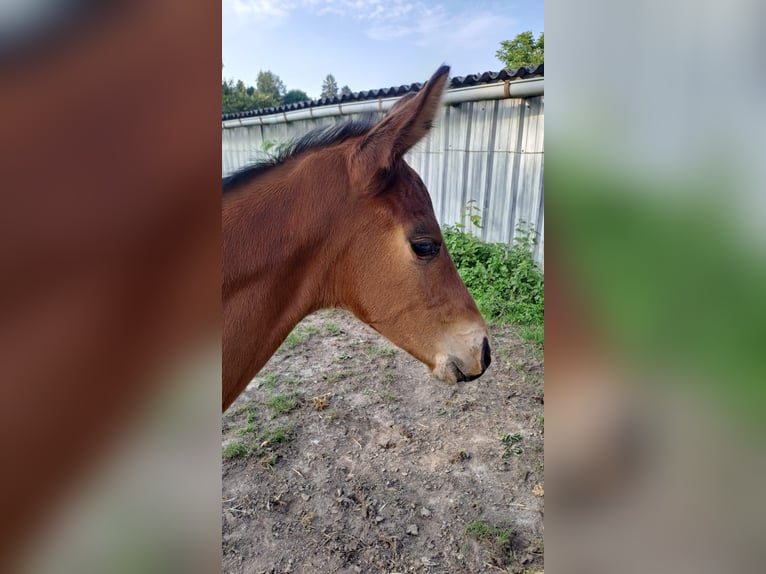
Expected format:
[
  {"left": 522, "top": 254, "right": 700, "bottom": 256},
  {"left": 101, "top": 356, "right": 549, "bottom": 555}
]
[{"left": 353, "top": 65, "right": 449, "bottom": 178}]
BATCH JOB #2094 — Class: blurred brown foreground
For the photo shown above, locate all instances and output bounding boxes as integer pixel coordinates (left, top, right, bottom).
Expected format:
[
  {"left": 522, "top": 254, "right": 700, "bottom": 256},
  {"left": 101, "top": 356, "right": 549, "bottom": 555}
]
[{"left": 0, "top": 2, "right": 221, "bottom": 572}]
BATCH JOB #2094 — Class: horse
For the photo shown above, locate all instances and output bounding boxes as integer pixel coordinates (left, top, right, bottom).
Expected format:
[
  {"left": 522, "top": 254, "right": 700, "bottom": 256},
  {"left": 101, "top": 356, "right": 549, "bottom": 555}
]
[{"left": 222, "top": 65, "right": 491, "bottom": 411}]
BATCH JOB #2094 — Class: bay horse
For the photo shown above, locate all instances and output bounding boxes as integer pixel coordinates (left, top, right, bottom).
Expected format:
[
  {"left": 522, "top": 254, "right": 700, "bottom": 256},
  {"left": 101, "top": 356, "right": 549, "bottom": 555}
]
[{"left": 222, "top": 65, "right": 491, "bottom": 411}]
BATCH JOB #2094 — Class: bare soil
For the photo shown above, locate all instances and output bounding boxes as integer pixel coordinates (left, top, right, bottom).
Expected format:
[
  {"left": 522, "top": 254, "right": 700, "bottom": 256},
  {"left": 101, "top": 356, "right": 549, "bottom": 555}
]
[{"left": 222, "top": 310, "right": 544, "bottom": 574}]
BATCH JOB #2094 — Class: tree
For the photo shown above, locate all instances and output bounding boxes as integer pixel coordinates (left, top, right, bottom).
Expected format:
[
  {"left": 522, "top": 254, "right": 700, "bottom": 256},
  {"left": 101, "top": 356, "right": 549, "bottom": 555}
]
[
  {"left": 496, "top": 31, "right": 544, "bottom": 70},
  {"left": 320, "top": 74, "right": 339, "bottom": 99},
  {"left": 221, "top": 79, "right": 252, "bottom": 114},
  {"left": 282, "top": 89, "right": 310, "bottom": 105},
  {"left": 255, "top": 70, "right": 286, "bottom": 107},
  {"left": 340, "top": 85, "right": 352, "bottom": 97}
]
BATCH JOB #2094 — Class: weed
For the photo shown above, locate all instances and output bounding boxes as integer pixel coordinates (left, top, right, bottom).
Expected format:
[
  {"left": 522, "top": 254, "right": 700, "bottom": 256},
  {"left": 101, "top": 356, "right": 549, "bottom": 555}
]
[
  {"left": 465, "top": 519, "right": 514, "bottom": 547},
  {"left": 259, "top": 373, "right": 278, "bottom": 390},
  {"left": 311, "top": 393, "right": 331, "bottom": 410},
  {"left": 265, "top": 393, "right": 302, "bottom": 416},
  {"left": 222, "top": 441, "right": 249, "bottom": 460},
  {"left": 282, "top": 325, "right": 318, "bottom": 350},
  {"left": 367, "top": 345, "right": 396, "bottom": 357},
  {"left": 443, "top": 219, "right": 543, "bottom": 327},
  {"left": 261, "top": 139, "right": 288, "bottom": 160},
  {"left": 259, "top": 453, "right": 279, "bottom": 468},
  {"left": 501, "top": 433, "right": 523, "bottom": 458},
  {"left": 336, "top": 352, "right": 352, "bottom": 362},
  {"left": 282, "top": 330, "right": 306, "bottom": 349},
  {"left": 325, "top": 323, "right": 342, "bottom": 336},
  {"left": 323, "top": 408, "right": 338, "bottom": 422},
  {"left": 227, "top": 404, "right": 251, "bottom": 416},
  {"left": 501, "top": 433, "right": 522, "bottom": 444},
  {"left": 235, "top": 422, "right": 258, "bottom": 436},
  {"left": 323, "top": 371, "right": 349, "bottom": 384},
  {"left": 260, "top": 425, "right": 291, "bottom": 446},
  {"left": 519, "top": 324, "right": 544, "bottom": 346},
  {"left": 378, "top": 391, "right": 397, "bottom": 403}
]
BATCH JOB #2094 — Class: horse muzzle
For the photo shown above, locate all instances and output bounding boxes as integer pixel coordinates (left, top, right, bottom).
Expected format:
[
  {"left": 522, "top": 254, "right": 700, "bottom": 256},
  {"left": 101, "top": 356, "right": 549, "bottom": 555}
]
[{"left": 433, "top": 335, "right": 491, "bottom": 383}]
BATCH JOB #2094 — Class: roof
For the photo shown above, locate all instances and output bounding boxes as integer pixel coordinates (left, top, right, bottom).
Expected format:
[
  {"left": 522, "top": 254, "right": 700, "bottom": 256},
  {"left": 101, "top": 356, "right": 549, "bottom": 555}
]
[{"left": 221, "top": 64, "right": 544, "bottom": 121}]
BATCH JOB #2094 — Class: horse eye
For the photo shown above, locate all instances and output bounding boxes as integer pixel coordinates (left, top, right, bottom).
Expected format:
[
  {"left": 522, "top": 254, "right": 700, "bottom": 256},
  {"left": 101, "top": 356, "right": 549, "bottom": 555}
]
[{"left": 411, "top": 240, "right": 440, "bottom": 258}]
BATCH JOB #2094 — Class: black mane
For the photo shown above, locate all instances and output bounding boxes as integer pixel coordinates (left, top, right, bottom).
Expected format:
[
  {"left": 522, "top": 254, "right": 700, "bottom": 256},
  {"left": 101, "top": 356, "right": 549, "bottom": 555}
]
[{"left": 222, "top": 117, "right": 377, "bottom": 194}]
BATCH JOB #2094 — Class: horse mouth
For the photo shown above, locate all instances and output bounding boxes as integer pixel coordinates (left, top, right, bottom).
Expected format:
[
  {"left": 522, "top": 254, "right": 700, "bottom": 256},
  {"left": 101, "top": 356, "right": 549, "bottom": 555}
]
[{"left": 449, "top": 359, "right": 481, "bottom": 383}]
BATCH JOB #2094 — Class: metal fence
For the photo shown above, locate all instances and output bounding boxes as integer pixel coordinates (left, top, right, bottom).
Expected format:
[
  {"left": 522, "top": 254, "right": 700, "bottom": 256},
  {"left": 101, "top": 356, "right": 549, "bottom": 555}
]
[{"left": 222, "top": 90, "right": 544, "bottom": 266}]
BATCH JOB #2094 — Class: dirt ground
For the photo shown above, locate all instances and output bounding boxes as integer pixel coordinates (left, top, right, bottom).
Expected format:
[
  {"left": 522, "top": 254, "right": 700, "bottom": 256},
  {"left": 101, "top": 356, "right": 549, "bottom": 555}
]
[{"left": 222, "top": 310, "right": 544, "bottom": 574}]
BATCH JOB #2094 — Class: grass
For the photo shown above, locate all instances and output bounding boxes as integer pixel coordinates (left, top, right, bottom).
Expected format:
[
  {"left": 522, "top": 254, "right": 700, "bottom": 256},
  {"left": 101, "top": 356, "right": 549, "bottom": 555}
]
[
  {"left": 323, "top": 408, "right": 338, "bottom": 422},
  {"left": 235, "top": 421, "right": 258, "bottom": 436},
  {"left": 282, "top": 330, "right": 306, "bottom": 349},
  {"left": 378, "top": 390, "right": 397, "bottom": 403},
  {"left": 222, "top": 441, "right": 249, "bottom": 460},
  {"left": 322, "top": 371, "right": 353, "bottom": 384},
  {"left": 259, "top": 373, "right": 278, "bottom": 390},
  {"left": 465, "top": 519, "right": 515, "bottom": 567},
  {"left": 260, "top": 426, "right": 290, "bottom": 445},
  {"left": 519, "top": 324, "right": 544, "bottom": 346},
  {"left": 265, "top": 392, "right": 302, "bottom": 416},
  {"left": 282, "top": 324, "right": 319, "bottom": 350},
  {"left": 465, "top": 519, "right": 514, "bottom": 546},
  {"left": 324, "top": 323, "right": 343, "bottom": 336},
  {"left": 323, "top": 371, "right": 350, "bottom": 384},
  {"left": 222, "top": 423, "right": 295, "bottom": 463},
  {"left": 367, "top": 345, "right": 396, "bottom": 357}
]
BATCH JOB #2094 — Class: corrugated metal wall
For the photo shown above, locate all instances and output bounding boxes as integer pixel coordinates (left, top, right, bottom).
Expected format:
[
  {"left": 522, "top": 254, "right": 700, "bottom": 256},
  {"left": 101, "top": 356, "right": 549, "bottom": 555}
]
[{"left": 222, "top": 95, "right": 544, "bottom": 266}]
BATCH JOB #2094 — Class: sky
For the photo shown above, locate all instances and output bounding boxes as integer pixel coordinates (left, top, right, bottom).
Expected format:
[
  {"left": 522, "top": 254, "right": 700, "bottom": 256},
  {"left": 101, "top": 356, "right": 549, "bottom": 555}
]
[{"left": 222, "top": 0, "right": 544, "bottom": 99}]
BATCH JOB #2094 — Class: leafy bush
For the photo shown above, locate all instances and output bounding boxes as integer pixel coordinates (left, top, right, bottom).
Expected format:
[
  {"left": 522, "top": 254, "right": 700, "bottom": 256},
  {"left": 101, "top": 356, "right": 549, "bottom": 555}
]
[{"left": 443, "top": 218, "right": 543, "bottom": 328}]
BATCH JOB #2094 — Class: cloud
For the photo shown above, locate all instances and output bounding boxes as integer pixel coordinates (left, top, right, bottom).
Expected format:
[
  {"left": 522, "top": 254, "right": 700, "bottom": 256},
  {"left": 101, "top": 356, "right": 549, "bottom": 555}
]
[
  {"left": 366, "top": 6, "right": 515, "bottom": 49},
  {"left": 230, "top": 0, "right": 295, "bottom": 18},
  {"left": 230, "top": 0, "right": 421, "bottom": 23},
  {"left": 227, "top": 0, "right": 515, "bottom": 48}
]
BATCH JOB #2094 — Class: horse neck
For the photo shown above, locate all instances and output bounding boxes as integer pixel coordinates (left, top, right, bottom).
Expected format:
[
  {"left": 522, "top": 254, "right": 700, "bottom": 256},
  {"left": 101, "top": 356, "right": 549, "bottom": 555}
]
[{"left": 222, "top": 157, "right": 346, "bottom": 408}]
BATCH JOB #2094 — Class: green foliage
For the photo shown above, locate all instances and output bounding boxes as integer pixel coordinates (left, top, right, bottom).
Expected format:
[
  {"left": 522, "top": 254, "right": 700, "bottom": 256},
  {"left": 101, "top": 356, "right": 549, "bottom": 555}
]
[
  {"left": 465, "top": 520, "right": 514, "bottom": 546},
  {"left": 222, "top": 78, "right": 277, "bottom": 114},
  {"left": 265, "top": 393, "right": 302, "bottom": 416},
  {"left": 501, "top": 432, "right": 523, "bottom": 458},
  {"left": 519, "top": 324, "right": 545, "bottom": 345},
  {"left": 324, "top": 323, "right": 342, "bottom": 336},
  {"left": 496, "top": 31, "right": 544, "bottom": 69},
  {"left": 222, "top": 70, "right": 303, "bottom": 114},
  {"left": 283, "top": 89, "right": 310, "bottom": 105},
  {"left": 340, "top": 85, "right": 352, "bottom": 97},
  {"left": 255, "top": 70, "right": 285, "bottom": 103},
  {"left": 281, "top": 324, "right": 318, "bottom": 349},
  {"left": 261, "top": 139, "right": 288, "bottom": 161},
  {"left": 222, "top": 441, "right": 248, "bottom": 459},
  {"left": 223, "top": 422, "right": 294, "bottom": 463},
  {"left": 366, "top": 345, "right": 396, "bottom": 357},
  {"left": 320, "top": 74, "right": 339, "bottom": 99},
  {"left": 443, "top": 217, "right": 544, "bottom": 328}
]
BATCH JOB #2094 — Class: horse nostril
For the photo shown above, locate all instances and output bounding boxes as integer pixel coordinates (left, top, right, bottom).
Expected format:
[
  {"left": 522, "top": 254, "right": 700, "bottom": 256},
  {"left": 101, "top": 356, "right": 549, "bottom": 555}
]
[{"left": 481, "top": 337, "right": 491, "bottom": 371}]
